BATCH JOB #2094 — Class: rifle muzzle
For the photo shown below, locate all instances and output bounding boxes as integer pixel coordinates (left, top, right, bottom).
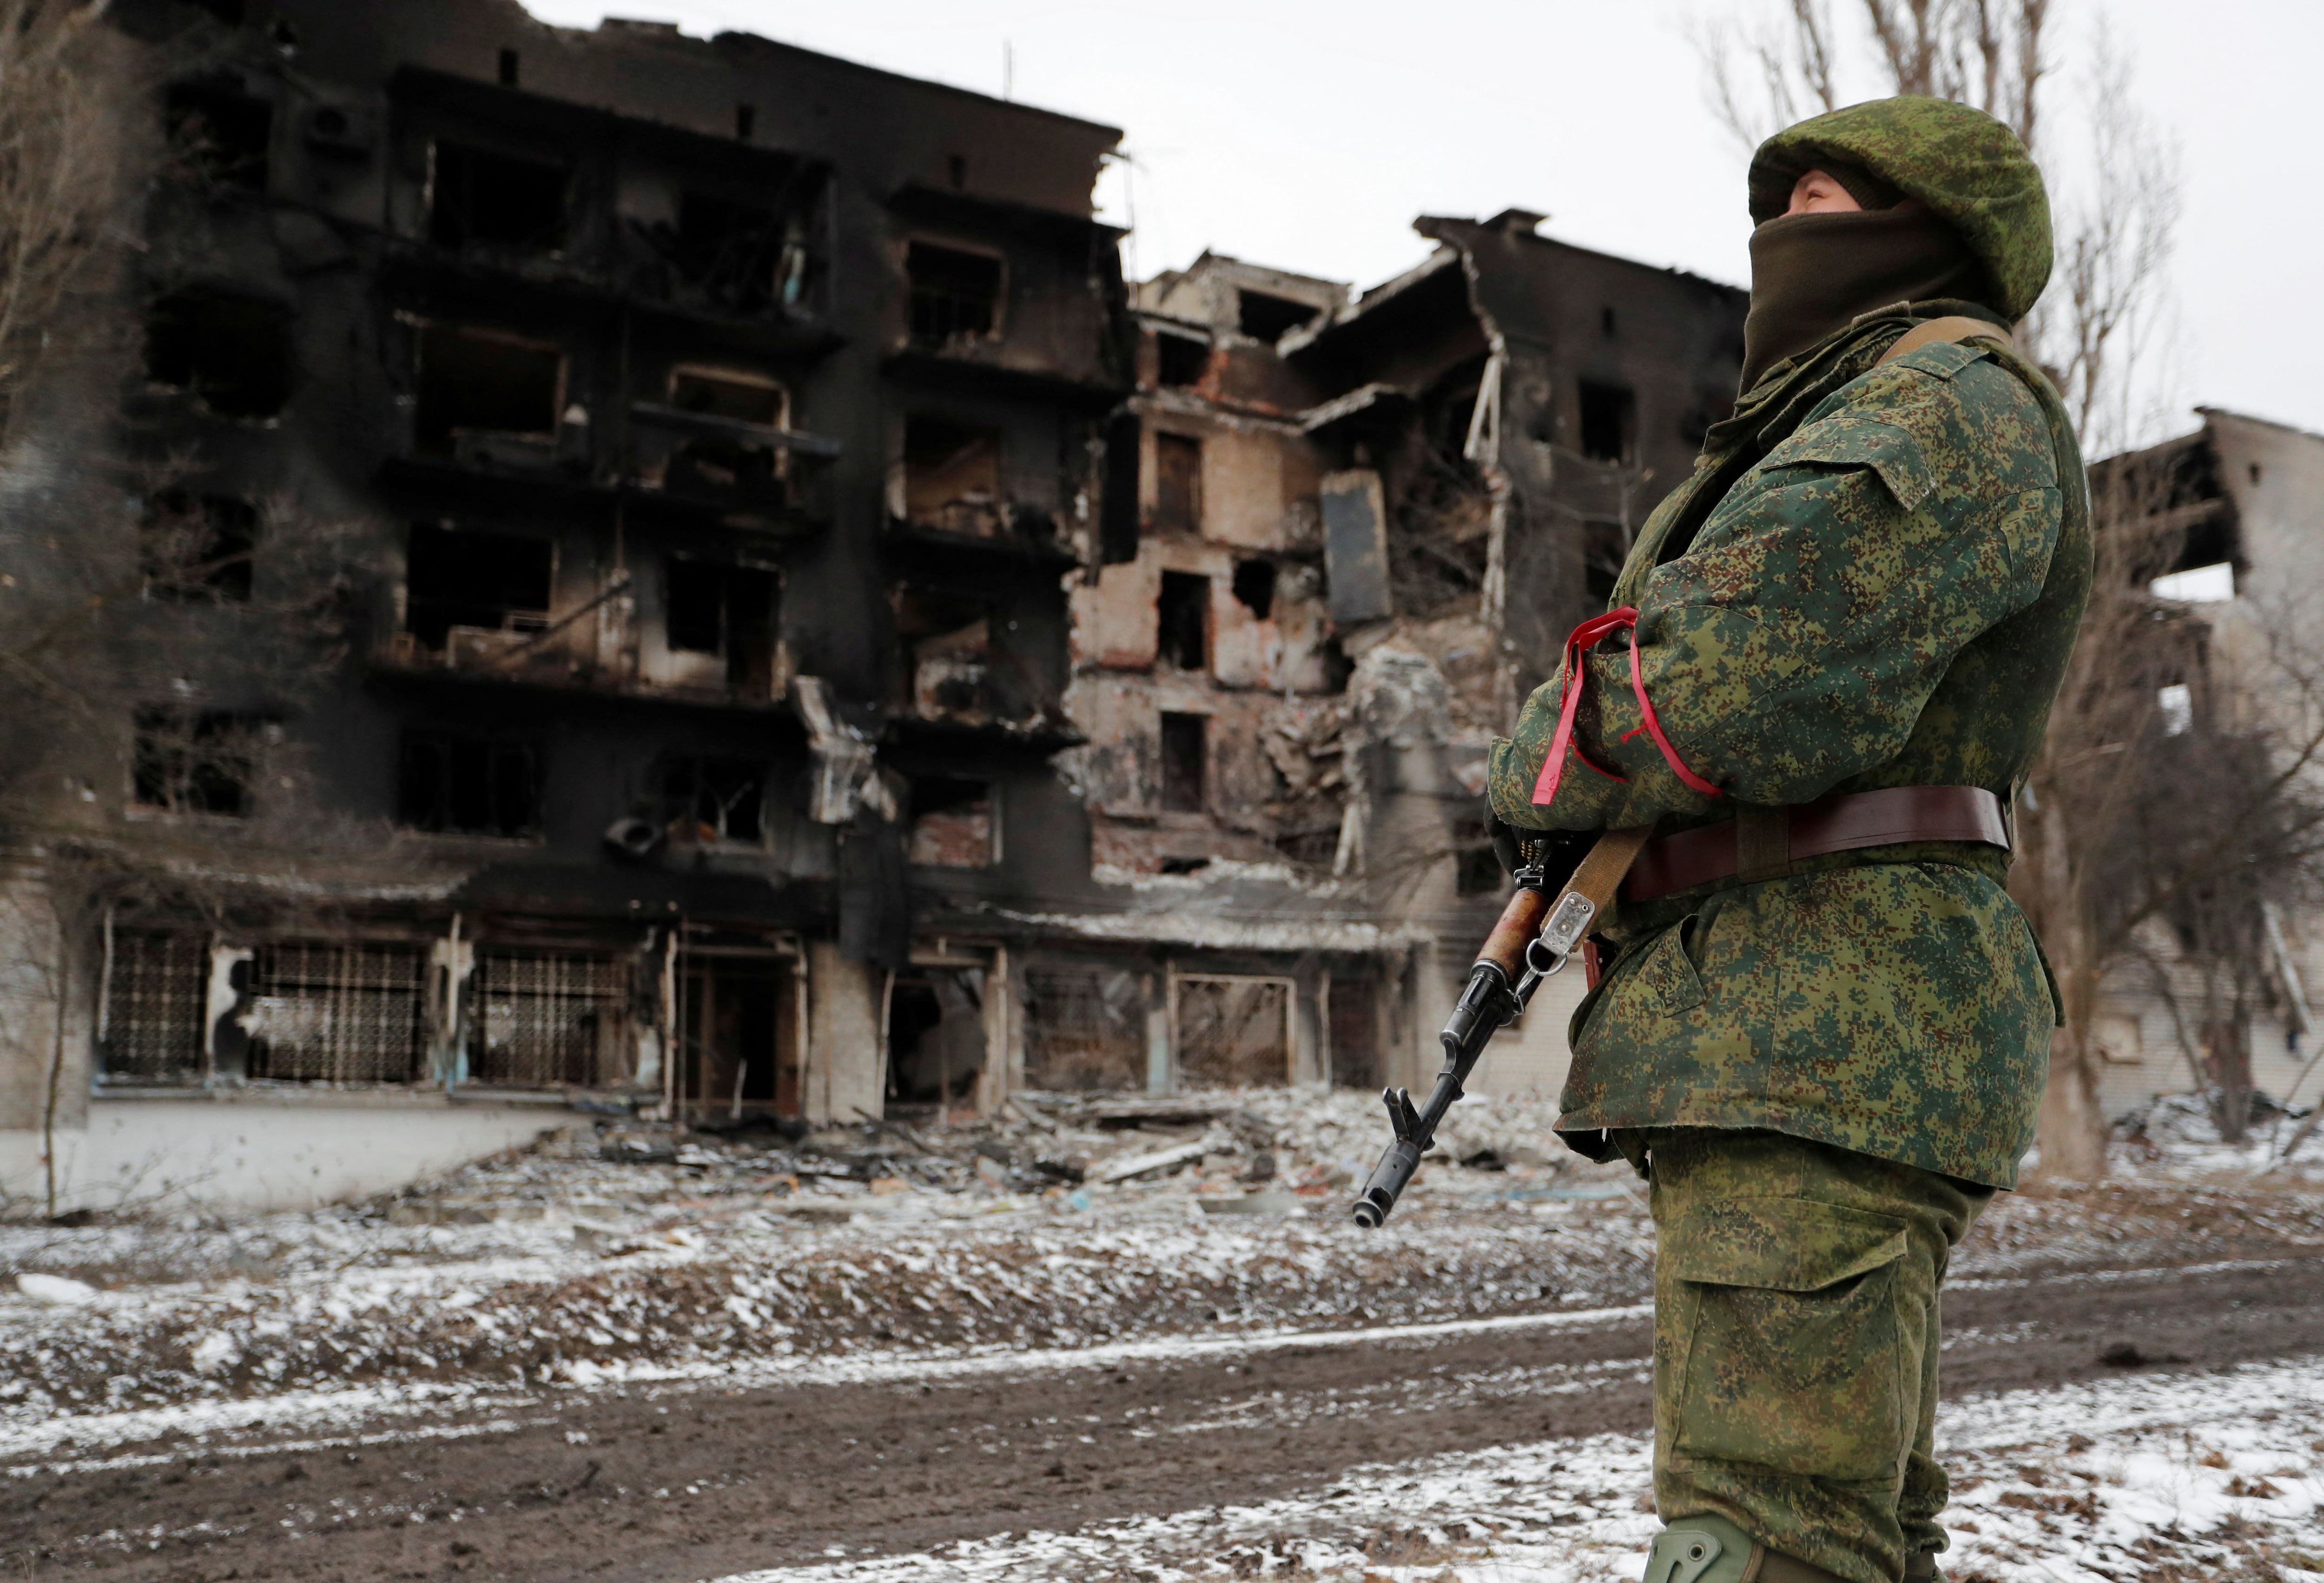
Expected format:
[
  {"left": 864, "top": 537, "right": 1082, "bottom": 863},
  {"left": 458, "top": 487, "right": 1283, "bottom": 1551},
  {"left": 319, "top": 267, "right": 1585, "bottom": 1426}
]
[{"left": 1350, "top": 1137, "right": 1422, "bottom": 1227}]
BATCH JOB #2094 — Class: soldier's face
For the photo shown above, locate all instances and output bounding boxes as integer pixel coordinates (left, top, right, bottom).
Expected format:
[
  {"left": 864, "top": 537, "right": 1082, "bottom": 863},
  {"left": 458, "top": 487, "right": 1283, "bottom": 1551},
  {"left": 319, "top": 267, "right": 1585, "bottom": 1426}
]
[{"left": 1785, "top": 169, "right": 1863, "bottom": 216}]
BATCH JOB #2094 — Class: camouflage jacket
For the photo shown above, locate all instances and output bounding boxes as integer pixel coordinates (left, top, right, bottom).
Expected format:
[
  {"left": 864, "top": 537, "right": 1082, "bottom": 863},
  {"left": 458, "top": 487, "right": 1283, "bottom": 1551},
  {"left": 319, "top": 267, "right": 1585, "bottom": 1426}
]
[{"left": 1486, "top": 305, "right": 2091, "bottom": 1188}]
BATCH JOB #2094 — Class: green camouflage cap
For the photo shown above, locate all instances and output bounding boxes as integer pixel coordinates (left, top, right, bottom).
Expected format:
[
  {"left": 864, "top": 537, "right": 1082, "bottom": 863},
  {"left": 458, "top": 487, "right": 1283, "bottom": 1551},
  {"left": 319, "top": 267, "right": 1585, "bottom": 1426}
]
[{"left": 1748, "top": 96, "right": 2052, "bottom": 321}]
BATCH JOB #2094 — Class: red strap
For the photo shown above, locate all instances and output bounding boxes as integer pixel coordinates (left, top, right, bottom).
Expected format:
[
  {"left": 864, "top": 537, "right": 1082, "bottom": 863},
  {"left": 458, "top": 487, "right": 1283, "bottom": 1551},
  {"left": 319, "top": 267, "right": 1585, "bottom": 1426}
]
[
  {"left": 1529, "top": 607, "right": 1723, "bottom": 807},
  {"left": 1529, "top": 608, "right": 1636, "bottom": 806},
  {"left": 1622, "top": 638, "right": 1724, "bottom": 798}
]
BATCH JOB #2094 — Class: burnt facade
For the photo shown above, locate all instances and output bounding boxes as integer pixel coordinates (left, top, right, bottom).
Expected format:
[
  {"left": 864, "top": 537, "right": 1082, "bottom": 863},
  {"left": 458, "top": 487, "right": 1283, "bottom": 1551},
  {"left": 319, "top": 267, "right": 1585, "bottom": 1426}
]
[{"left": 0, "top": 3, "right": 1750, "bottom": 1209}]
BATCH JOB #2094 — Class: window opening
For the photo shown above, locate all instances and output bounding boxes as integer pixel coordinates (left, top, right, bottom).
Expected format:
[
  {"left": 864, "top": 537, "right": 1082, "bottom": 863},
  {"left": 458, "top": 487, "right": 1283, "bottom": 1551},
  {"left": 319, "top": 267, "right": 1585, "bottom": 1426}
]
[
  {"left": 946, "top": 153, "right": 967, "bottom": 191},
  {"left": 496, "top": 48, "right": 518, "bottom": 86},
  {"left": 1601, "top": 304, "right": 1618, "bottom": 337},
  {"left": 469, "top": 948, "right": 630, "bottom": 1089},
  {"left": 1231, "top": 559, "right": 1276, "bottom": 620},
  {"left": 1329, "top": 976, "right": 1379, "bottom": 1090},
  {"left": 1159, "top": 711, "right": 1206, "bottom": 812},
  {"left": 413, "top": 324, "right": 561, "bottom": 455},
  {"left": 734, "top": 103, "right": 755, "bottom": 140},
  {"left": 670, "top": 368, "right": 786, "bottom": 427},
  {"left": 428, "top": 140, "right": 564, "bottom": 252},
  {"left": 1022, "top": 964, "right": 1142, "bottom": 1092},
  {"left": 1583, "top": 519, "right": 1631, "bottom": 605},
  {"left": 1156, "top": 332, "right": 1208, "bottom": 388},
  {"left": 1236, "top": 289, "right": 1318, "bottom": 342},
  {"left": 396, "top": 730, "right": 541, "bottom": 836},
  {"left": 660, "top": 755, "right": 766, "bottom": 844},
  {"left": 1153, "top": 432, "right": 1201, "bottom": 534},
  {"left": 903, "top": 414, "right": 1004, "bottom": 535},
  {"left": 893, "top": 587, "right": 1009, "bottom": 720},
  {"left": 885, "top": 973, "right": 988, "bottom": 1107},
  {"left": 145, "top": 289, "right": 291, "bottom": 419},
  {"left": 1157, "top": 571, "right": 1208, "bottom": 671},
  {"left": 909, "top": 776, "right": 994, "bottom": 867},
  {"left": 674, "top": 192, "right": 787, "bottom": 313},
  {"left": 1578, "top": 379, "right": 1637, "bottom": 463},
  {"left": 165, "top": 75, "right": 271, "bottom": 191},
  {"left": 1176, "top": 975, "right": 1291, "bottom": 1088},
  {"left": 101, "top": 931, "right": 210, "bottom": 1082},
  {"left": 680, "top": 961, "right": 799, "bottom": 1120},
  {"left": 142, "top": 491, "right": 257, "bottom": 602},
  {"left": 906, "top": 240, "right": 1001, "bottom": 345},
  {"left": 244, "top": 941, "right": 426, "bottom": 1083},
  {"left": 1452, "top": 808, "right": 1504, "bottom": 897},
  {"left": 403, "top": 524, "right": 552, "bottom": 649},
  {"left": 663, "top": 560, "right": 779, "bottom": 690},
  {"left": 664, "top": 369, "right": 790, "bottom": 504},
  {"left": 133, "top": 708, "right": 263, "bottom": 817}
]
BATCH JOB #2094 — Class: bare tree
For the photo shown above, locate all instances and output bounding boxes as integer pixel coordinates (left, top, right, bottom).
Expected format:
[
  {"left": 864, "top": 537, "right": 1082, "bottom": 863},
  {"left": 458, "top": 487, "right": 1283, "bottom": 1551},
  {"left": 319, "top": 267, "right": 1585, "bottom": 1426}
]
[{"left": 1692, "top": 2, "right": 2221, "bottom": 1177}]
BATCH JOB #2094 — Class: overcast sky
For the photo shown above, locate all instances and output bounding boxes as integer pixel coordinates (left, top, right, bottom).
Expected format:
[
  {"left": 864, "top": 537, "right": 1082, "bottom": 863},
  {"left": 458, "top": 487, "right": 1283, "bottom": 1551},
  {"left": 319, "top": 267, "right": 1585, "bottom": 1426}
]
[{"left": 520, "top": 0, "right": 2324, "bottom": 447}]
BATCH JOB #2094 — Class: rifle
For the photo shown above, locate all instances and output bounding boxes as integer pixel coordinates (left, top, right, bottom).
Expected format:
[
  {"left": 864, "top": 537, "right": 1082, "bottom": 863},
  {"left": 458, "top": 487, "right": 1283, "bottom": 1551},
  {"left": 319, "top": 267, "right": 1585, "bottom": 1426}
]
[{"left": 1350, "top": 826, "right": 1653, "bottom": 1227}]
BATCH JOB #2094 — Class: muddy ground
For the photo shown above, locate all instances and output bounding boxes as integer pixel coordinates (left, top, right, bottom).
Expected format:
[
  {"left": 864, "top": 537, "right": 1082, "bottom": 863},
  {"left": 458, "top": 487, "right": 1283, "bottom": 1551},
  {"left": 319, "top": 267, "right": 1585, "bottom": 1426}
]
[{"left": 6, "top": 1183, "right": 2323, "bottom": 1583}]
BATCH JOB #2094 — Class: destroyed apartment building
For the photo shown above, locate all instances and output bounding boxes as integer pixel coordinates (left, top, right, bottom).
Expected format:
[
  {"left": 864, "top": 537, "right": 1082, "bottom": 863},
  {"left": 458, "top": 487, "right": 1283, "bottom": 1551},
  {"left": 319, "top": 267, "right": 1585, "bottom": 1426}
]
[{"left": 0, "top": 0, "right": 1746, "bottom": 1211}]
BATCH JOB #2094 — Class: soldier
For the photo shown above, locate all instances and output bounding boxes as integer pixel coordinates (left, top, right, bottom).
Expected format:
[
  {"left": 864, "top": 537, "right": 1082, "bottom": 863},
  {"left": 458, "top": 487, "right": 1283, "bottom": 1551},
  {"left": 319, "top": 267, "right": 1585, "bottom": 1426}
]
[{"left": 1486, "top": 98, "right": 2090, "bottom": 1583}]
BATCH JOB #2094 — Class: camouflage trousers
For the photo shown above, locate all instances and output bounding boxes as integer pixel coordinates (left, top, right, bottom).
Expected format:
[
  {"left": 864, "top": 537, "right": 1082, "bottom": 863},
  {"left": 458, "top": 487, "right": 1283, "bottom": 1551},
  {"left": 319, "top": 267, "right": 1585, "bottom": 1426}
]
[{"left": 1640, "top": 1127, "right": 1993, "bottom": 1583}]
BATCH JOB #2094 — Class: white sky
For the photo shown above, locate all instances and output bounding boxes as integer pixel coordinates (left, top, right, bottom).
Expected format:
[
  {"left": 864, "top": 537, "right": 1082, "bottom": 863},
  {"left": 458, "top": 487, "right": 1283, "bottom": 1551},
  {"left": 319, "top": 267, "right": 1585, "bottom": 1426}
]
[{"left": 519, "top": 0, "right": 2324, "bottom": 446}]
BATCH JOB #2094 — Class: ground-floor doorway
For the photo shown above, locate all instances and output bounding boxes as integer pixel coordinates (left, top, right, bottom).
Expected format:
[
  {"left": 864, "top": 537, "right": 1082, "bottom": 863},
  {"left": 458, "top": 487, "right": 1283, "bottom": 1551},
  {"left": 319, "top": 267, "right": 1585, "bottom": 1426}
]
[{"left": 678, "top": 956, "right": 800, "bottom": 1125}]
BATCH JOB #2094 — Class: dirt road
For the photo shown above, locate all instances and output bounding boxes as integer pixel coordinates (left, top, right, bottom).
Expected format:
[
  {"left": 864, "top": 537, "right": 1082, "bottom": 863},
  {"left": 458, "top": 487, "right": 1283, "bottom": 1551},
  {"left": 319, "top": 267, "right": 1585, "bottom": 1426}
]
[{"left": 7, "top": 1241, "right": 2322, "bottom": 1583}]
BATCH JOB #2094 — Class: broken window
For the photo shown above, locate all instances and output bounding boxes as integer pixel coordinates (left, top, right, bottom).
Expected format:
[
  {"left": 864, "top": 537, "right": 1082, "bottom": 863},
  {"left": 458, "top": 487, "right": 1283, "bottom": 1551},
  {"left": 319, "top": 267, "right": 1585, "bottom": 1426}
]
[
  {"left": 672, "top": 191, "right": 790, "bottom": 313},
  {"left": 1329, "top": 977, "right": 1379, "bottom": 1090},
  {"left": 144, "top": 289, "right": 291, "bottom": 419},
  {"left": 1452, "top": 808, "right": 1504, "bottom": 897},
  {"left": 659, "top": 755, "right": 766, "bottom": 844},
  {"left": 403, "top": 524, "right": 553, "bottom": 649},
  {"left": 1177, "top": 975, "right": 1291, "bottom": 1088},
  {"left": 1022, "top": 963, "right": 1143, "bottom": 1092},
  {"left": 412, "top": 324, "right": 562, "bottom": 457},
  {"left": 893, "top": 587, "right": 1009, "bottom": 720},
  {"left": 165, "top": 74, "right": 272, "bottom": 191},
  {"left": 1157, "top": 572, "right": 1209, "bottom": 672},
  {"left": 1583, "top": 519, "right": 1631, "bottom": 605},
  {"left": 142, "top": 491, "right": 257, "bottom": 603},
  {"left": 428, "top": 140, "right": 566, "bottom": 253},
  {"left": 468, "top": 948, "right": 630, "bottom": 1089},
  {"left": 243, "top": 941, "right": 427, "bottom": 1083},
  {"left": 886, "top": 971, "right": 987, "bottom": 1107},
  {"left": 1159, "top": 711, "right": 1206, "bottom": 812},
  {"left": 101, "top": 930, "right": 210, "bottom": 1082},
  {"left": 1153, "top": 432, "right": 1202, "bottom": 534},
  {"left": 1578, "top": 379, "right": 1637, "bottom": 463},
  {"left": 906, "top": 240, "right": 1002, "bottom": 345},
  {"left": 1231, "top": 559, "right": 1276, "bottom": 620},
  {"left": 132, "top": 708, "right": 264, "bottom": 817},
  {"left": 670, "top": 368, "right": 786, "bottom": 427},
  {"left": 660, "top": 368, "right": 790, "bottom": 505},
  {"left": 908, "top": 777, "right": 995, "bottom": 867},
  {"left": 679, "top": 959, "right": 799, "bottom": 1121},
  {"left": 664, "top": 559, "right": 780, "bottom": 692},
  {"left": 902, "top": 414, "right": 1004, "bottom": 536},
  {"left": 1155, "top": 330, "right": 1208, "bottom": 388},
  {"left": 396, "top": 730, "right": 542, "bottom": 837},
  {"left": 1237, "top": 289, "right": 1317, "bottom": 342}
]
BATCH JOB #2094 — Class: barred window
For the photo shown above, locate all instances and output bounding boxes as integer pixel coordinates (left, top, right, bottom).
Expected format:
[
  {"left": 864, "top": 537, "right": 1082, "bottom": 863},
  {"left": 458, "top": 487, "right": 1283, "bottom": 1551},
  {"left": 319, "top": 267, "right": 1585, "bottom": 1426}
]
[
  {"left": 244, "top": 942, "right": 426, "bottom": 1083},
  {"left": 468, "top": 948, "right": 631, "bottom": 1089},
  {"left": 101, "top": 931, "right": 209, "bottom": 1082}
]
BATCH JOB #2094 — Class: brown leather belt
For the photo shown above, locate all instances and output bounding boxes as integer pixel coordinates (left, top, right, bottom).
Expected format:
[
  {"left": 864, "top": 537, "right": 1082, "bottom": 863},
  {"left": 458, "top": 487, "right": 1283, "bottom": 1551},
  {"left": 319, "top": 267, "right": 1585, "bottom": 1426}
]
[{"left": 1623, "top": 785, "right": 2009, "bottom": 903}]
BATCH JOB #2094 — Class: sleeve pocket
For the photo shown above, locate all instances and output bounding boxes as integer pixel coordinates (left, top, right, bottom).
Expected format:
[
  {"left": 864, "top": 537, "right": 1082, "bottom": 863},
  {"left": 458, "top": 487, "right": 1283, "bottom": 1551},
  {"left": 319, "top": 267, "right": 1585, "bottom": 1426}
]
[
  {"left": 1666, "top": 1198, "right": 1911, "bottom": 1483},
  {"left": 1758, "top": 419, "right": 1934, "bottom": 512}
]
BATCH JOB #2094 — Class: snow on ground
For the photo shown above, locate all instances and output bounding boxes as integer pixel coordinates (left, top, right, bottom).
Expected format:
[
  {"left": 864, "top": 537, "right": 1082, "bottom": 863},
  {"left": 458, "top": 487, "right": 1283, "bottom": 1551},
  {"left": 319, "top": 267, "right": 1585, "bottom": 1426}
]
[
  {"left": 707, "top": 1357, "right": 2324, "bottom": 1583},
  {"left": 3, "top": 1088, "right": 2322, "bottom": 1459}
]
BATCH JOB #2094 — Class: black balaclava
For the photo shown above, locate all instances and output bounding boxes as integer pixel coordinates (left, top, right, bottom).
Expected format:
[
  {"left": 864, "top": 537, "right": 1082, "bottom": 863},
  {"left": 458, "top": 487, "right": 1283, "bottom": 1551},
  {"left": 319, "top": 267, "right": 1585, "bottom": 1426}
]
[{"left": 1738, "top": 162, "right": 1989, "bottom": 393}]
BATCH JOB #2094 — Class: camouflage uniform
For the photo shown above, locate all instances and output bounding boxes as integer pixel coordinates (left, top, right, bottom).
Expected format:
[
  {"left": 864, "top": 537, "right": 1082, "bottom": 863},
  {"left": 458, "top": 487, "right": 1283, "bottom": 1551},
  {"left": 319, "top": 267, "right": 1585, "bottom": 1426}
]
[{"left": 1485, "top": 100, "right": 2091, "bottom": 1583}]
